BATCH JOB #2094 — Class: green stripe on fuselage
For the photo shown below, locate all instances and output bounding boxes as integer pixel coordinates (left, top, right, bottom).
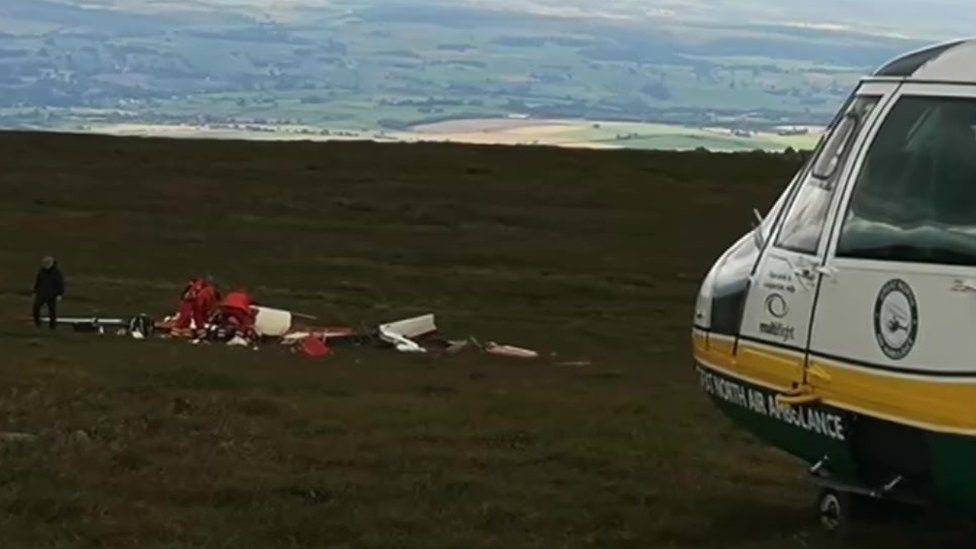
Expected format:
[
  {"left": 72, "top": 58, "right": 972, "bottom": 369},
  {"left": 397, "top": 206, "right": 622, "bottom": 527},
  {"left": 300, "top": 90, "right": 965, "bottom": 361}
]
[
  {"left": 930, "top": 434, "right": 976, "bottom": 513},
  {"left": 698, "top": 363, "right": 976, "bottom": 513},
  {"left": 698, "top": 364, "right": 858, "bottom": 478}
]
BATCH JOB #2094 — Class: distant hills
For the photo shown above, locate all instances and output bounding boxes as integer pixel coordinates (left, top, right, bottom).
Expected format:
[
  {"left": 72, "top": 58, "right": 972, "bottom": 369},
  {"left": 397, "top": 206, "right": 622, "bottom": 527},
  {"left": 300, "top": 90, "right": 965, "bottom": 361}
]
[{"left": 0, "top": 0, "right": 961, "bottom": 148}]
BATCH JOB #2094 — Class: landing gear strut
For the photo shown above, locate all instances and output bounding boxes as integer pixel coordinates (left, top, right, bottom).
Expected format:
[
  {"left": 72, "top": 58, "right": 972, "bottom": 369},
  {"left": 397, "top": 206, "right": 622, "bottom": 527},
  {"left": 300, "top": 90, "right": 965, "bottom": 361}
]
[{"left": 810, "top": 457, "right": 921, "bottom": 534}]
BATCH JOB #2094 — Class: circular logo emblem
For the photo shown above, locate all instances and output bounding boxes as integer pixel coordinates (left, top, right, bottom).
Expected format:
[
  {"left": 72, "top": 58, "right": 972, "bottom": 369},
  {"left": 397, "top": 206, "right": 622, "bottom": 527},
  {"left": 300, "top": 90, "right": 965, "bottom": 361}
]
[
  {"left": 873, "top": 279, "right": 918, "bottom": 360},
  {"left": 765, "top": 293, "right": 789, "bottom": 318}
]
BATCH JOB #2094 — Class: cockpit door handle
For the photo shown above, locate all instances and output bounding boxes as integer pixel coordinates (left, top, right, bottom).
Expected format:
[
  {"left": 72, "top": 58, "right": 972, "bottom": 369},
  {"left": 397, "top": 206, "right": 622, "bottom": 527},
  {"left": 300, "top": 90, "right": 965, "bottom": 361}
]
[
  {"left": 792, "top": 267, "right": 817, "bottom": 290},
  {"left": 816, "top": 265, "right": 837, "bottom": 278}
]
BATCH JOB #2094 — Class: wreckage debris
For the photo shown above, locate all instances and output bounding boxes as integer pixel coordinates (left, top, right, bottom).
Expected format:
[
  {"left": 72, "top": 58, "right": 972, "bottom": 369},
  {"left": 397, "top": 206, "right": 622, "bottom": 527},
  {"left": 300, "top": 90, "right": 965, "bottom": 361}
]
[
  {"left": 282, "top": 328, "right": 354, "bottom": 344},
  {"left": 128, "top": 314, "right": 155, "bottom": 339},
  {"left": 227, "top": 335, "right": 251, "bottom": 347},
  {"left": 42, "top": 316, "right": 127, "bottom": 334},
  {"left": 485, "top": 342, "right": 540, "bottom": 359},
  {"left": 445, "top": 339, "right": 471, "bottom": 354},
  {"left": 300, "top": 336, "right": 331, "bottom": 358},
  {"left": 39, "top": 278, "right": 559, "bottom": 363},
  {"left": 379, "top": 313, "right": 437, "bottom": 353},
  {"left": 253, "top": 306, "right": 292, "bottom": 337}
]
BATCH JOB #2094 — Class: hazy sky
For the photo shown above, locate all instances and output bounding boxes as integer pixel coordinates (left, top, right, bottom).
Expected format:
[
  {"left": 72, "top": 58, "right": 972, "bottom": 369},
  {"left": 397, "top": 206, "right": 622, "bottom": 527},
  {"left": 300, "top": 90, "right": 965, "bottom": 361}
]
[
  {"left": 468, "top": 0, "right": 976, "bottom": 39},
  {"left": 22, "top": 0, "right": 976, "bottom": 41}
]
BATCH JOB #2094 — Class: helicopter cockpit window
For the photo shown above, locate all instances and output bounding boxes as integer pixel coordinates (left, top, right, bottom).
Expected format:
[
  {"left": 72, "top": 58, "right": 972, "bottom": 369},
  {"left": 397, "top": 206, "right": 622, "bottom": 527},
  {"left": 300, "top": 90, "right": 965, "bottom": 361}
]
[
  {"left": 775, "top": 97, "right": 880, "bottom": 254},
  {"left": 838, "top": 96, "right": 976, "bottom": 266}
]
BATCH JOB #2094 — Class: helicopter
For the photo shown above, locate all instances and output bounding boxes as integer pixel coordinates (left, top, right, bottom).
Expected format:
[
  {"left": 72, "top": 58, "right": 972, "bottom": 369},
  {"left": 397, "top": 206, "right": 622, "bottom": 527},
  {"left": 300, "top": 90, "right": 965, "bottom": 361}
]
[{"left": 692, "top": 38, "right": 976, "bottom": 533}]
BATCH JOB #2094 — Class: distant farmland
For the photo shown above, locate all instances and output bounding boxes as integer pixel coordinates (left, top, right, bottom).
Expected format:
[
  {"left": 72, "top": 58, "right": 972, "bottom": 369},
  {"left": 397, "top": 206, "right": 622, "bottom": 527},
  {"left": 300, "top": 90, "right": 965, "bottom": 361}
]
[
  {"left": 0, "top": 0, "right": 911, "bottom": 145},
  {"left": 74, "top": 118, "right": 822, "bottom": 152}
]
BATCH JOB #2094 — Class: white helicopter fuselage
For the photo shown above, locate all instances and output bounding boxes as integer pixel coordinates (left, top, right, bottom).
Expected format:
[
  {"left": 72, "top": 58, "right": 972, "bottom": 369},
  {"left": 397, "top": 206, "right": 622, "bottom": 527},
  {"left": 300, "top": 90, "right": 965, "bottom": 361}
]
[{"left": 693, "top": 39, "right": 976, "bottom": 514}]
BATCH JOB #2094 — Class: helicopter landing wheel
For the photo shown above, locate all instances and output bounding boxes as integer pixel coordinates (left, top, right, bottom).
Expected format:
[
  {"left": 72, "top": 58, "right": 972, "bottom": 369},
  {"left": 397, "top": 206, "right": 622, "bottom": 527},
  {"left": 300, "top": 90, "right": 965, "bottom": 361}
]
[{"left": 816, "top": 488, "right": 856, "bottom": 535}]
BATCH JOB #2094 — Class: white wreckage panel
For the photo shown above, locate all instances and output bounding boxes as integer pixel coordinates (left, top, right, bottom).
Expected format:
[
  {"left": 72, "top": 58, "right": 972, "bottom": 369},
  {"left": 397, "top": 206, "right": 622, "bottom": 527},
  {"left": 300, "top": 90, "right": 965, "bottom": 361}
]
[
  {"left": 252, "top": 306, "right": 293, "bottom": 337},
  {"left": 379, "top": 313, "right": 437, "bottom": 353}
]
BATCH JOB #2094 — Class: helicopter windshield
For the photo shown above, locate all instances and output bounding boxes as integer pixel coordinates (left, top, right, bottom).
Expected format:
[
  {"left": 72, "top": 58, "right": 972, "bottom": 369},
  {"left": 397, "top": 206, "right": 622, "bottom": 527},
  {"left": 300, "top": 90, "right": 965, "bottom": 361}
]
[
  {"left": 838, "top": 96, "right": 976, "bottom": 266},
  {"left": 775, "top": 96, "right": 878, "bottom": 254}
]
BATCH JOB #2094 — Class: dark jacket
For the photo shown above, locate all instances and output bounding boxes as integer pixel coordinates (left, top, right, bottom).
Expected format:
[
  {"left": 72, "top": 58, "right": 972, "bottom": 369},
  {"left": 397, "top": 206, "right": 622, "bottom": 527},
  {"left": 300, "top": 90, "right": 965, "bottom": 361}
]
[{"left": 34, "top": 264, "right": 65, "bottom": 299}]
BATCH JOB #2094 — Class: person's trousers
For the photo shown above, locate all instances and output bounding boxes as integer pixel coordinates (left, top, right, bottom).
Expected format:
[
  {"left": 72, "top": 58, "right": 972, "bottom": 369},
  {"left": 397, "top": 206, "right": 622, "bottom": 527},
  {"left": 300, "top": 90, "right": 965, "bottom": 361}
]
[{"left": 32, "top": 296, "right": 57, "bottom": 329}]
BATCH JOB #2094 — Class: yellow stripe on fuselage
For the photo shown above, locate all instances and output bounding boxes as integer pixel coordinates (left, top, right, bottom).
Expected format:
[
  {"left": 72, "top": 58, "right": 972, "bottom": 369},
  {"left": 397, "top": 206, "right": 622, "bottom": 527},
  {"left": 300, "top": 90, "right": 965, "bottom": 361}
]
[
  {"left": 692, "top": 329, "right": 976, "bottom": 436},
  {"left": 692, "top": 329, "right": 802, "bottom": 393},
  {"left": 809, "top": 356, "right": 976, "bottom": 435}
]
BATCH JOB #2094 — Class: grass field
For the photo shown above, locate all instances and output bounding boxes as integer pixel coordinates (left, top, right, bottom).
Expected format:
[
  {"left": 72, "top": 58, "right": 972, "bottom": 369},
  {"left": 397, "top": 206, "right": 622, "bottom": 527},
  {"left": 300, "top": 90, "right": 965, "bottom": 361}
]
[{"left": 0, "top": 133, "right": 970, "bottom": 547}]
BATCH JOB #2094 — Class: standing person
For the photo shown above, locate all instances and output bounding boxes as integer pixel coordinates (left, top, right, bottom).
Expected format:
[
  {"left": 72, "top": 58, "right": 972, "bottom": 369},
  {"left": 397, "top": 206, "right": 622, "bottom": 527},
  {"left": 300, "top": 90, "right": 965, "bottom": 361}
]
[
  {"left": 193, "top": 278, "right": 220, "bottom": 329},
  {"left": 172, "top": 277, "right": 201, "bottom": 336},
  {"left": 32, "top": 255, "right": 65, "bottom": 329},
  {"left": 171, "top": 277, "right": 221, "bottom": 337}
]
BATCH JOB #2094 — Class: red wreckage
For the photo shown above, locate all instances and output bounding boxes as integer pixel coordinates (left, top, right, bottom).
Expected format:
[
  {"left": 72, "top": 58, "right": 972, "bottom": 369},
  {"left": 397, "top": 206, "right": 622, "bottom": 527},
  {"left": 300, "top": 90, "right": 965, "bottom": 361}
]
[{"left": 42, "top": 276, "right": 549, "bottom": 361}]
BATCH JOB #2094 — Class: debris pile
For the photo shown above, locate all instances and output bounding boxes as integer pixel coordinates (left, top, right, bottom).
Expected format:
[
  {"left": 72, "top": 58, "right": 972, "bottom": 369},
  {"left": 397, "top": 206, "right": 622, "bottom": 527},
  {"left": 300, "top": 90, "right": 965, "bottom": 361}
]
[{"left": 41, "top": 276, "right": 576, "bottom": 364}]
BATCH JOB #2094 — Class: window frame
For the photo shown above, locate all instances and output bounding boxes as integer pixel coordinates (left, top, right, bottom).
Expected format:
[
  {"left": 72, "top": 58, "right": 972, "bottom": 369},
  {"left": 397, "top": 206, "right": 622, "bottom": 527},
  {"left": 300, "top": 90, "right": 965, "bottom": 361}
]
[
  {"left": 772, "top": 94, "right": 883, "bottom": 256},
  {"left": 834, "top": 92, "right": 976, "bottom": 267},
  {"left": 825, "top": 83, "right": 976, "bottom": 277}
]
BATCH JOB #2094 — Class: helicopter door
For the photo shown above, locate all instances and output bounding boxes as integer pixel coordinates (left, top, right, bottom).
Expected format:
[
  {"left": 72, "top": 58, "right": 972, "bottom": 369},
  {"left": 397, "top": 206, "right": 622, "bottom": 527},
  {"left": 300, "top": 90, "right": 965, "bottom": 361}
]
[
  {"left": 738, "top": 95, "right": 883, "bottom": 393},
  {"left": 811, "top": 84, "right": 976, "bottom": 431}
]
